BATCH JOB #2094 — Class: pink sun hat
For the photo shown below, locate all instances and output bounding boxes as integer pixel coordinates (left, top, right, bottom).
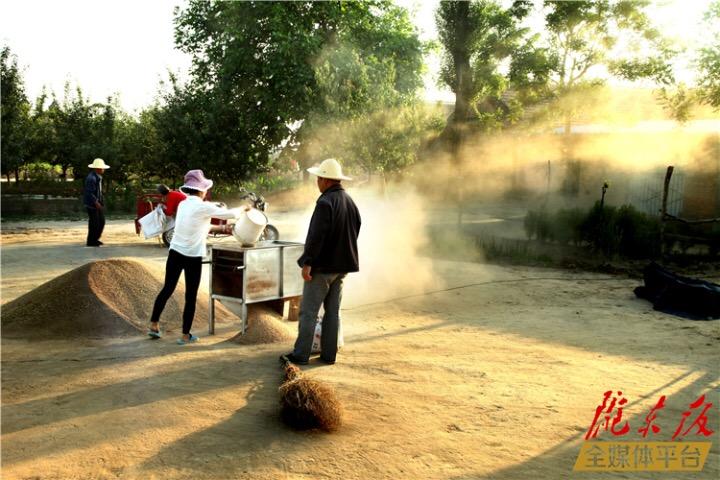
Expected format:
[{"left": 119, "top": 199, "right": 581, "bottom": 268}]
[{"left": 181, "top": 169, "right": 214, "bottom": 192}]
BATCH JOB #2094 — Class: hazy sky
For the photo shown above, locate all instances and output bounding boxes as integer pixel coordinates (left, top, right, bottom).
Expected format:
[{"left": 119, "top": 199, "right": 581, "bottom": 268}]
[
  {"left": 0, "top": 0, "right": 713, "bottom": 113},
  {"left": 1, "top": 0, "right": 190, "bottom": 112}
]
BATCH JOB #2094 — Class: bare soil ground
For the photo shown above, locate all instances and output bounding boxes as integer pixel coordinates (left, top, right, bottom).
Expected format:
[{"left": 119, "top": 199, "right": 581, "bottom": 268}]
[{"left": 2, "top": 219, "right": 718, "bottom": 479}]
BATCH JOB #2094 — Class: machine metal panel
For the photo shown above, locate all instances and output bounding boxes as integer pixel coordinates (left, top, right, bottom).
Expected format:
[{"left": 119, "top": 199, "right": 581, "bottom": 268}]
[
  {"left": 282, "top": 245, "right": 305, "bottom": 297},
  {"left": 244, "top": 247, "right": 281, "bottom": 301},
  {"left": 208, "top": 241, "right": 304, "bottom": 334}
]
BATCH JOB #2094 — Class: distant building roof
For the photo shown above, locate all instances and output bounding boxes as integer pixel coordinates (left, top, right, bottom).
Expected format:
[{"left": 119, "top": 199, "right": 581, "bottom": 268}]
[{"left": 552, "top": 119, "right": 720, "bottom": 134}]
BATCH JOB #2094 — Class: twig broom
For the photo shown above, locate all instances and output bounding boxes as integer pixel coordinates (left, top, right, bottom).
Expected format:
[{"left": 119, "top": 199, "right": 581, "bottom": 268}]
[{"left": 279, "top": 360, "right": 342, "bottom": 432}]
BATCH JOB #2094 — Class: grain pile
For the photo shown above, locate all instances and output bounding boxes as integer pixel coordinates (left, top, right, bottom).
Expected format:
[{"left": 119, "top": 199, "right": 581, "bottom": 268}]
[
  {"left": 228, "top": 304, "right": 295, "bottom": 345},
  {"left": 1, "top": 258, "right": 237, "bottom": 339},
  {"left": 279, "top": 361, "right": 343, "bottom": 432}
]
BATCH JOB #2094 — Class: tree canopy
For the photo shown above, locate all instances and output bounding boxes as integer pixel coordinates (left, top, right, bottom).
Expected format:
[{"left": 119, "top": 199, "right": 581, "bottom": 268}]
[
  {"left": 436, "top": 0, "right": 534, "bottom": 136},
  {"left": 1, "top": 46, "right": 31, "bottom": 180},
  {"left": 2, "top": 0, "right": 711, "bottom": 193},
  {"left": 435, "top": 0, "right": 678, "bottom": 135},
  {"left": 1, "top": 2, "right": 432, "bottom": 185},
  {"left": 171, "top": 0, "right": 428, "bottom": 178},
  {"left": 696, "top": 1, "right": 720, "bottom": 109}
]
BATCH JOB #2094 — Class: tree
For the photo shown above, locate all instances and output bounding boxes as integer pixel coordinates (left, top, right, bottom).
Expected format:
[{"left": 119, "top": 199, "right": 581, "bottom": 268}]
[
  {"left": 46, "top": 84, "right": 95, "bottom": 180},
  {"left": 435, "top": 1, "right": 534, "bottom": 223},
  {"left": 511, "top": 1, "right": 676, "bottom": 195},
  {"left": 149, "top": 74, "right": 256, "bottom": 181},
  {"left": 173, "top": 0, "right": 426, "bottom": 181},
  {"left": 1, "top": 46, "right": 32, "bottom": 181},
  {"left": 659, "top": 0, "right": 720, "bottom": 122},
  {"left": 696, "top": 1, "right": 720, "bottom": 109},
  {"left": 38, "top": 85, "right": 127, "bottom": 185},
  {"left": 291, "top": 103, "right": 445, "bottom": 183},
  {"left": 114, "top": 107, "right": 164, "bottom": 184},
  {"left": 541, "top": 0, "right": 674, "bottom": 126},
  {"left": 27, "top": 89, "right": 58, "bottom": 169},
  {"left": 436, "top": 0, "right": 533, "bottom": 144},
  {"left": 288, "top": 33, "right": 432, "bottom": 177}
]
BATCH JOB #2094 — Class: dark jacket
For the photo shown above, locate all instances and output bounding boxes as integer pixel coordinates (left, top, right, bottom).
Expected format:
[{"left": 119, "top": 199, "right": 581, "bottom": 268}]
[
  {"left": 83, "top": 171, "right": 104, "bottom": 209},
  {"left": 298, "top": 184, "right": 361, "bottom": 273}
]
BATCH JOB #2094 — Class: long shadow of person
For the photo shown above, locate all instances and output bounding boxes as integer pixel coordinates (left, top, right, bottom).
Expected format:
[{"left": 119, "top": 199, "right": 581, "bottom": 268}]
[{"left": 130, "top": 351, "right": 335, "bottom": 477}]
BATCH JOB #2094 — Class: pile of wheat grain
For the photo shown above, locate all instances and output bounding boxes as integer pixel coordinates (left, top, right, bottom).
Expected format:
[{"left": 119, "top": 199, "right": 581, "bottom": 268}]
[{"left": 2, "top": 258, "right": 237, "bottom": 339}]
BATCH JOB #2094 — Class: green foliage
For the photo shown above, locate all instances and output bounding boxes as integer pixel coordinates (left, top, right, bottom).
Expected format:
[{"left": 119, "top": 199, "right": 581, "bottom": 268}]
[
  {"left": 696, "top": 1, "right": 720, "bottom": 109},
  {"left": 24, "top": 162, "right": 61, "bottom": 181},
  {"left": 543, "top": 0, "right": 674, "bottom": 87},
  {"left": 293, "top": 103, "right": 444, "bottom": 175},
  {"left": 210, "top": 174, "right": 301, "bottom": 200},
  {"left": 1, "top": 46, "right": 32, "bottom": 179},
  {"left": 434, "top": 0, "right": 675, "bottom": 148},
  {"left": 436, "top": 0, "right": 533, "bottom": 133},
  {"left": 1, "top": 179, "right": 82, "bottom": 197},
  {"left": 524, "top": 206, "right": 584, "bottom": 244},
  {"left": 103, "top": 185, "right": 137, "bottom": 214},
  {"left": 17, "top": 83, "right": 132, "bottom": 185},
  {"left": 579, "top": 202, "right": 620, "bottom": 254},
  {"left": 2, "top": 1, "right": 433, "bottom": 192},
  {"left": 657, "top": 83, "right": 694, "bottom": 123},
  {"left": 508, "top": 33, "right": 556, "bottom": 106},
  {"left": 525, "top": 202, "right": 661, "bottom": 258},
  {"left": 511, "top": 1, "right": 677, "bottom": 130},
  {"left": 172, "top": 0, "right": 426, "bottom": 179},
  {"left": 614, "top": 204, "right": 661, "bottom": 258}
]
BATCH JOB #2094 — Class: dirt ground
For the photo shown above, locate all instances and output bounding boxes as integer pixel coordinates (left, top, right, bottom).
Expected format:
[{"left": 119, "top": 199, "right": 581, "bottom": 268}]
[{"left": 1, "top": 218, "right": 719, "bottom": 479}]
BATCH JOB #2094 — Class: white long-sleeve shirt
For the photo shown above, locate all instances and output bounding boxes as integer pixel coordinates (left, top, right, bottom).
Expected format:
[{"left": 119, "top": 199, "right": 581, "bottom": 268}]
[{"left": 170, "top": 196, "right": 242, "bottom": 257}]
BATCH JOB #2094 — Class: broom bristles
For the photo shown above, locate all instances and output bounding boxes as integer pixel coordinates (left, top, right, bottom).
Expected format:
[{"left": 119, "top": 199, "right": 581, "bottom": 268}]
[
  {"left": 284, "top": 363, "right": 302, "bottom": 381},
  {"left": 279, "top": 361, "right": 342, "bottom": 432}
]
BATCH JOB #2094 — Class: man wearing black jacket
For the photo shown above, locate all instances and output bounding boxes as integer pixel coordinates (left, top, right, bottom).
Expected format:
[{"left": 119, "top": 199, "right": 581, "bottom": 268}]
[{"left": 283, "top": 158, "right": 361, "bottom": 365}]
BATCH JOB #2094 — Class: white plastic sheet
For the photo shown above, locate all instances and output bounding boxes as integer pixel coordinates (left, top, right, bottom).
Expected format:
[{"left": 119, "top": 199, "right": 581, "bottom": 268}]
[{"left": 138, "top": 205, "right": 166, "bottom": 239}]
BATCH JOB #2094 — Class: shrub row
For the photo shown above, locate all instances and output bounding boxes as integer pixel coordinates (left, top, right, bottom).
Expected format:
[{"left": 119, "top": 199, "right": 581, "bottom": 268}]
[{"left": 524, "top": 203, "right": 661, "bottom": 258}]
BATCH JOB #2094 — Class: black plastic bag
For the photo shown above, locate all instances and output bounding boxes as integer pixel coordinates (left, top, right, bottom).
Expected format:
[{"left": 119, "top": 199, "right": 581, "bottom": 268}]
[{"left": 634, "top": 263, "right": 720, "bottom": 320}]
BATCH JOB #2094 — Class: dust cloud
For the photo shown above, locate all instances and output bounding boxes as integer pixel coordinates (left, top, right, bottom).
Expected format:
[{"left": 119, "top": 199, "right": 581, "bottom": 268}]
[
  {"left": 266, "top": 88, "right": 719, "bottom": 307},
  {"left": 275, "top": 182, "right": 443, "bottom": 308}
]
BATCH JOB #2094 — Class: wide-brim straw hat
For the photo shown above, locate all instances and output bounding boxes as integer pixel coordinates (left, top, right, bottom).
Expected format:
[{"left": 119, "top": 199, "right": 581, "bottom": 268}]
[
  {"left": 88, "top": 158, "right": 110, "bottom": 169},
  {"left": 181, "top": 169, "right": 214, "bottom": 192},
  {"left": 307, "top": 158, "right": 352, "bottom": 181}
]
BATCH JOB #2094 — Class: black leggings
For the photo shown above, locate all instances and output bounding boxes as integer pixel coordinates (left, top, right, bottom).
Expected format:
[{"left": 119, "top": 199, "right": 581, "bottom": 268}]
[{"left": 150, "top": 249, "right": 202, "bottom": 334}]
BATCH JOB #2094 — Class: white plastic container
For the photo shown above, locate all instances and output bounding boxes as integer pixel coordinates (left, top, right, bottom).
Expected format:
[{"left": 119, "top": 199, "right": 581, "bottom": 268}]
[{"left": 233, "top": 208, "right": 268, "bottom": 246}]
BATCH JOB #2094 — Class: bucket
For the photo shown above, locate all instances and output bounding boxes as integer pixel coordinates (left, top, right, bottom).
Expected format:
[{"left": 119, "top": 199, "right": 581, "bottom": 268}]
[{"left": 233, "top": 208, "right": 268, "bottom": 246}]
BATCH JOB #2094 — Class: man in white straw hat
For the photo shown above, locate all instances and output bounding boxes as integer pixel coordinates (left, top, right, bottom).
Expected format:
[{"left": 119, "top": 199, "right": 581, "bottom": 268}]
[
  {"left": 83, "top": 158, "right": 110, "bottom": 246},
  {"left": 282, "top": 158, "right": 361, "bottom": 366}
]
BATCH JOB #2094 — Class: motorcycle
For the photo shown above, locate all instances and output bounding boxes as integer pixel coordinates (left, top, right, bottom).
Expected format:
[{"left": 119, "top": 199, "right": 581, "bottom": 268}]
[{"left": 236, "top": 188, "right": 280, "bottom": 242}]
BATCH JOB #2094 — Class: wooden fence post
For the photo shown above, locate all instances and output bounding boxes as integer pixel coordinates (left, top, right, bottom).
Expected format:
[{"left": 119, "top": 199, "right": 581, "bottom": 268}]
[{"left": 660, "top": 165, "right": 674, "bottom": 258}]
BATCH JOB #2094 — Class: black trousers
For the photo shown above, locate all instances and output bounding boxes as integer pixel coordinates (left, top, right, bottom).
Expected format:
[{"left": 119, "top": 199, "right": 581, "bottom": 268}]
[
  {"left": 150, "top": 249, "right": 203, "bottom": 334},
  {"left": 86, "top": 207, "right": 105, "bottom": 245}
]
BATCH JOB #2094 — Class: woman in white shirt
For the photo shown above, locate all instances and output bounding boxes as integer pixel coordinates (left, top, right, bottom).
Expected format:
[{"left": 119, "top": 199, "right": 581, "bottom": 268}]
[{"left": 148, "top": 169, "right": 245, "bottom": 344}]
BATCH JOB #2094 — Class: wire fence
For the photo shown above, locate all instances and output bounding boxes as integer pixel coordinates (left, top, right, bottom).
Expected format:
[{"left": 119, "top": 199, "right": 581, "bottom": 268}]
[{"left": 630, "top": 168, "right": 685, "bottom": 217}]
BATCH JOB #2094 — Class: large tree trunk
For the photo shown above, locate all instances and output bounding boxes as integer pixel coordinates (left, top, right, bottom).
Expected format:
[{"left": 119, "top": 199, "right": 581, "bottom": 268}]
[
  {"left": 449, "top": 1, "right": 473, "bottom": 226},
  {"left": 294, "top": 125, "right": 317, "bottom": 183},
  {"left": 562, "top": 116, "right": 581, "bottom": 196}
]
